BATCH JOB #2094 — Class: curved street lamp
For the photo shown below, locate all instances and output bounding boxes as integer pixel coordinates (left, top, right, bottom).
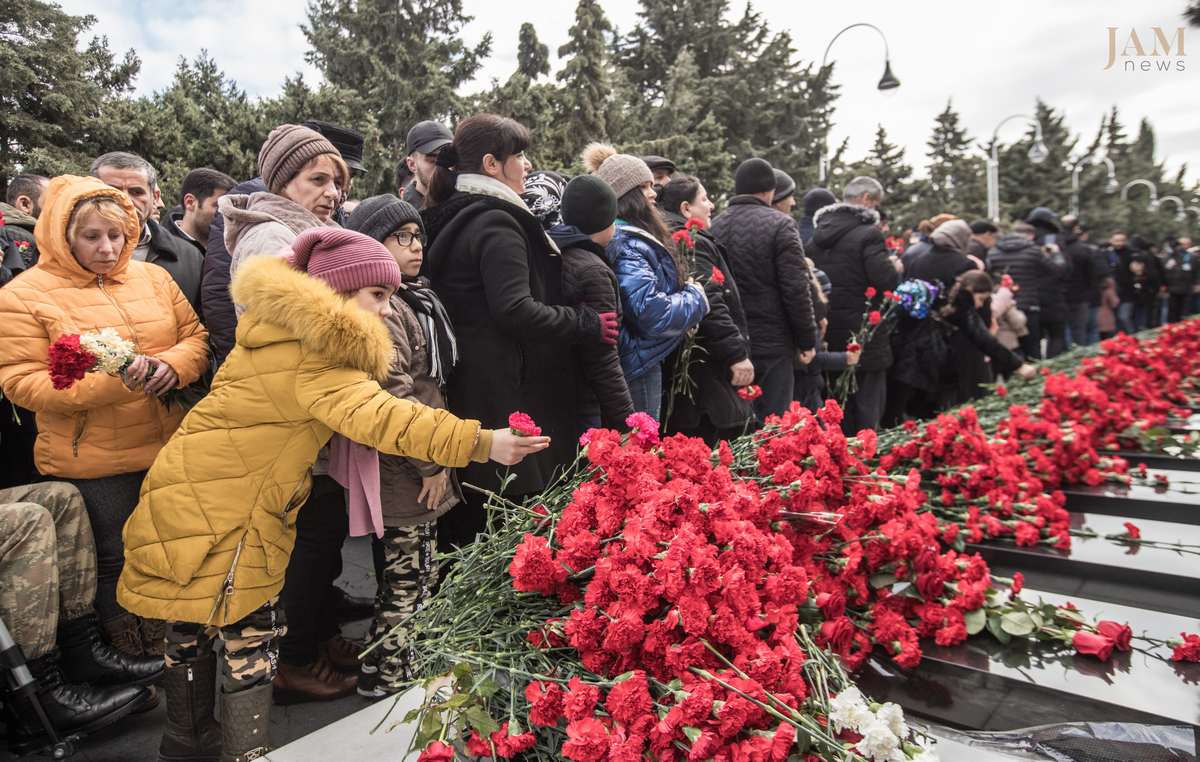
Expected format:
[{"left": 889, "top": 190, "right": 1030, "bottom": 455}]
[
  {"left": 819, "top": 23, "right": 900, "bottom": 182},
  {"left": 1187, "top": 206, "right": 1200, "bottom": 221},
  {"left": 1070, "top": 155, "right": 1118, "bottom": 217},
  {"left": 1121, "top": 179, "right": 1159, "bottom": 211},
  {"left": 1158, "top": 195, "right": 1187, "bottom": 222},
  {"left": 986, "top": 114, "right": 1049, "bottom": 222}
]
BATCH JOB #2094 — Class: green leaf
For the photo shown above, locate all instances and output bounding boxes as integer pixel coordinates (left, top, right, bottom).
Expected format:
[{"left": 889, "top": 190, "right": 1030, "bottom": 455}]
[
  {"left": 402, "top": 707, "right": 423, "bottom": 724},
  {"left": 475, "top": 678, "right": 500, "bottom": 698},
  {"left": 1000, "top": 611, "right": 1036, "bottom": 637},
  {"left": 964, "top": 608, "right": 987, "bottom": 635},
  {"left": 682, "top": 726, "right": 702, "bottom": 743},
  {"left": 451, "top": 663, "right": 474, "bottom": 682},
  {"left": 443, "top": 693, "right": 474, "bottom": 709},
  {"left": 794, "top": 727, "right": 812, "bottom": 754},
  {"left": 986, "top": 613, "right": 1012, "bottom": 645},
  {"left": 465, "top": 706, "right": 500, "bottom": 736},
  {"left": 420, "top": 709, "right": 442, "bottom": 740}
]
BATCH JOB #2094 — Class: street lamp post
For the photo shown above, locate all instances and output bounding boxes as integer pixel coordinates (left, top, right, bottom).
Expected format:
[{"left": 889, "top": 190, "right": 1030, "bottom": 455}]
[
  {"left": 819, "top": 23, "right": 900, "bottom": 182},
  {"left": 1070, "top": 155, "right": 1118, "bottom": 217},
  {"left": 1121, "top": 179, "right": 1159, "bottom": 211},
  {"left": 1158, "top": 195, "right": 1187, "bottom": 222},
  {"left": 986, "top": 114, "right": 1049, "bottom": 223}
]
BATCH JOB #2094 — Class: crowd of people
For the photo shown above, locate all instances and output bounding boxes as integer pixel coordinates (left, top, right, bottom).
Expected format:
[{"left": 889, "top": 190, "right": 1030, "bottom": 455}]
[{"left": 0, "top": 112, "right": 1195, "bottom": 760}]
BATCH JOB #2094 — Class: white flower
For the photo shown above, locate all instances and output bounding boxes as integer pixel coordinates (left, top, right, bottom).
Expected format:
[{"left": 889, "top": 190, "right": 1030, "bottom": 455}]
[
  {"left": 853, "top": 719, "right": 903, "bottom": 762},
  {"left": 875, "top": 702, "right": 908, "bottom": 740},
  {"left": 79, "top": 328, "right": 137, "bottom": 375},
  {"left": 829, "top": 686, "right": 872, "bottom": 733}
]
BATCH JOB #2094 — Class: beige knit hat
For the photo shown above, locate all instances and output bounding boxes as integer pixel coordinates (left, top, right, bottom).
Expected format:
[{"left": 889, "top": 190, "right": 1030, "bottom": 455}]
[
  {"left": 581, "top": 143, "right": 653, "bottom": 200},
  {"left": 258, "top": 124, "right": 341, "bottom": 195}
]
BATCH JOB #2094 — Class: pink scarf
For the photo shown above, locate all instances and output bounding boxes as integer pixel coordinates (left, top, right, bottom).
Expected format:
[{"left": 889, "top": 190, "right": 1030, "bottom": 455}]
[{"left": 327, "top": 434, "right": 384, "bottom": 537}]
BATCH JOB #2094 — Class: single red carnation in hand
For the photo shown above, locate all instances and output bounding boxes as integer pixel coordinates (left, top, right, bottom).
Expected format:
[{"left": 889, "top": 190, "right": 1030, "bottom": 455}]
[
  {"left": 1122, "top": 522, "right": 1140, "bottom": 539},
  {"left": 1072, "top": 630, "right": 1116, "bottom": 661},
  {"left": 1096, "top": 621, "right": 1132, "bottom": 651},
  {"left": 1171, "top": 633, "right": 1200, "bottom": 661},
  {"left": 509, "top": 412, "right": 541, "bottom": 437},
  {"left": 685, "top": 217, "right": 706, "bottom": 231},
  {"left": 418, "top": 741, "right": 456, "bottom": 762},
  {"left": 868, "top": 311, "right": 882, "bottom": 325},
  {"left": 711, "top": 266, "right": 725, "bottom": 285},
  {"left": 865, "top": 287, "right": 876, "bottom": 297},
  {"left": 738, "top": 385, "right": 762, "bottom": 401},
  {"left": 846, "top": 342, "right": 861, "bottom": 353},
  {"left": 672, "top": 229, "right": 694, "bottom": 248}
]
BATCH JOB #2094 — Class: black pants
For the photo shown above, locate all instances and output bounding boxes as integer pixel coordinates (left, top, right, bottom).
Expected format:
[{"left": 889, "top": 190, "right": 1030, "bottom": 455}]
[
  {"left": 278, "top": 475, "right": 346, "bottom": 666},
  {"left": 64, "top": 470, "right": 148, "bottom": 622},
  {"left": 1018, "top": 310, "right": 1042, "bottom": 360},
  {"left": 1043, "top": 320, "right": 1067, "bottom": 359},
  {"left": 842, "top": 369, "right": 887, "bottom": 434},
  {"left": 1168, "top": 293, "right": 1190, "bottom": 324}
]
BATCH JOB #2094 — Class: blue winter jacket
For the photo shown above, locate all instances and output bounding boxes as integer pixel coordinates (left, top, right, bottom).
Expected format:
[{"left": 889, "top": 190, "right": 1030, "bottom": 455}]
[{"left": 605, "top": 224, "right": 708, "bottom": 381}]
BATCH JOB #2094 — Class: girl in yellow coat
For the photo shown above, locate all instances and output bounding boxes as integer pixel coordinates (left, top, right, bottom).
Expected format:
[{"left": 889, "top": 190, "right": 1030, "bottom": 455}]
[{"left": 117, "top": 228, "right": 548, "bottom": 762}]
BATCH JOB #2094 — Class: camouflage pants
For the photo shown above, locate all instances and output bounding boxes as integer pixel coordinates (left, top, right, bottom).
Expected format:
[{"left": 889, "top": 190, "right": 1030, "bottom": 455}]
[
  {"left": 363, "top": 522, "right": 437, "bottom": 684},
  {"left": 0, "top": 483, "right": 96, "bottom": 659},
  {"left": 165, "top": 597, "right": 287, "bottom": 693}
]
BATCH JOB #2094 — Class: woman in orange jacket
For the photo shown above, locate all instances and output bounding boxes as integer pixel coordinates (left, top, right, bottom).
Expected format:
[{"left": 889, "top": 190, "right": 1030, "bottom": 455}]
[{"left": 0, "top": 176, "right": 210, "bottom": 655}]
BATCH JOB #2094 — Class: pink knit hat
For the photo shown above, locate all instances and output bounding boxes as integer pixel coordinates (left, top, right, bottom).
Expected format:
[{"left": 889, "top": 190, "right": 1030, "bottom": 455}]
[{"left": 288, "top": 228, "right": 402, "bottom": 292}]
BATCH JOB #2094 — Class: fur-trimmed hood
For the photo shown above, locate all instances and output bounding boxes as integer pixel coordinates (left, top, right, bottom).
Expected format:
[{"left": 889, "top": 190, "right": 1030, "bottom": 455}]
[
  {"left": 230, "top": 254, "right": 393, "bottom": 380},
  {"left": 811, "top": 203, "right": 880, "bottom": 249}
]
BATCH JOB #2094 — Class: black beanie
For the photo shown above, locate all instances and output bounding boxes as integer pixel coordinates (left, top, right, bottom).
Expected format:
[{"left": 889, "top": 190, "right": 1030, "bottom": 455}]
[
  {"left": 561, "top": 175, "right": 618, "bottom": 235},
  {"left": 803, "top": 187, "right": 837, "bottom": 216},
  {"left": 734, "top": 158, "right": 776, "bottom": 195},
  {"left": 772, "top": 169, "right": 796, "bottom": 204},
  {"left": 346, "top": 194, "right": 423, "bottom": 243}
]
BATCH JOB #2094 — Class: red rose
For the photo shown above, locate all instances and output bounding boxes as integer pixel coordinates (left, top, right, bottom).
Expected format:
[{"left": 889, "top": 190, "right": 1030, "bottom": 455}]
[
  {"left": 508, "top": 412, "right": 541, "bottom": 437},
  {"left": 868, "top": 311, "right": 882, "bottom": 325},
  {"left": 865, "top": 287, "right": 877, "bottom": 297},
  {"left": 711, "top": 266, "right": 725, "bottom": 285},
  {"left": 1072, "top": 630, "right": 1116, "bottom": 660},
  {"left": 818, "top": 617, "right": 855, "bottom": 654},
  {"left": 1171, "top": 633, "right": 1200, "bottom": 661},
  {"left": 562, "top": 718, "right": 612, "bottom": 762},
  {"left": 418, "top": 741, "right": 456, "bottom": 762},
  {"left": 1096, "top": 621, "right": 1132, "bottom": 651},
  {"left": 1122, "top": 521, "right": 1140, "bottom": 539}
]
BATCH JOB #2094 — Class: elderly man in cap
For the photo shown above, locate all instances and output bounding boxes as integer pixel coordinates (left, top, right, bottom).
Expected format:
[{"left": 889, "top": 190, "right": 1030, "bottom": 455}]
[
  {"left": 402, "top": 120, "right": 453, "bottom": 209},
  {"left": 641, "top": 155, "right": 676, "bottom": 188}
]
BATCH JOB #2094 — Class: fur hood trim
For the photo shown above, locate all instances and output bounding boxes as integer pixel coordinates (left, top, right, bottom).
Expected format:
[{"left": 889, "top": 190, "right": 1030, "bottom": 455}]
[
  {"left": 230, "top": 254, "right": 393, "bottom": 380},
  {"left": 812, "top": 202, "right": 879, "bottom": 227},
  {"left": 220, "top": 192, "right": 332, "bottom": 253}
]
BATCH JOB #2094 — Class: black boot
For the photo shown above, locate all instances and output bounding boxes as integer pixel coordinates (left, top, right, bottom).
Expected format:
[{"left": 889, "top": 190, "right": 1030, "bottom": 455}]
[
  {"left": 2, "top": 649, "right": 150, "bottom": 756},
  {"left": 333, "top": 586, "right": 374, "bottom": 623},
  {"left": 218, "top": 682, "right": 272, "bottom": 762},
  {"left": 159, "top": 655, "right": 222, "bottom": 762},
  {"left": 58, "top": 613, "right": 164, "bottom": 688}
]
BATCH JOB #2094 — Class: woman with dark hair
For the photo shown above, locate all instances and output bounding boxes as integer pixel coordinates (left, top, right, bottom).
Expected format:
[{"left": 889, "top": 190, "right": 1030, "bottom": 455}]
[
  {"left": 582, "top": 144, "right": 708, "bottom": 419},
  {"left": 658, "top": 175, "right": 754, "bottom": 443},
  {"left": 420, "top": 115, "right": 618, "bottom": 548}
]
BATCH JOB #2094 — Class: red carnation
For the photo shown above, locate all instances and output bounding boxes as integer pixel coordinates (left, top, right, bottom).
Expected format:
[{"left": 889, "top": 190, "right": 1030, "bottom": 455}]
[
  {"left": 868, "top": 311, "right": 882, "bottom": 325},
  {"left": 509, "top": 534, "right": 567, "bottom": 596},
  {"left": 1096, "top": 621, "right": 1132, "bottom": 651},
  {"left": 996, "top": 385, "right": 1007, "bottom": 397},
  {"left": 1010, "top": 572, "right": 1024, "bottom": 595},
  {"left": 685, "top": 218, "right": 706, "bottom": 231},
  {"left": 626, "top": 411, "right": 660, "bottom": 447},
  {"left": 562, "top": 718, "right": 612, "bottom": 762},
  {"left": 604, "top": 671, "right": 652, "bottom": 725},
  {"left": 526, "top": 680, "right": 566, "bottom": 726},
  {"left": 1122, "top": 522, "right": 1140, "bottom": 539},
  {"left": 846, "top": 342, "right": 861, "bottom": 353},
  {"left": 508, "top": 412, "right": 541, "bottom": 437},
  {"left": 418, "top": 741, "right": 456, "bottom": 762},
  {"left": 711, "top": 266, "right": 725, "bottom": 285},
  {"left": 1072, "top": 630, "right": 1116, "bottom": 661},
  {"left": 672, "top": 229, "right": 694, "bottom": 248},
  {"left": 47, "top": 333, "right": 96, "bottom": 391},
  {"left": 865, "top": 287, "right": 876, "bottom": 297},
  {"left": 738, "top": 385, "right": 762, "bottom": 401},
  {"left": 1171, "top": 633, "right": 1200, "bottom": 661}
]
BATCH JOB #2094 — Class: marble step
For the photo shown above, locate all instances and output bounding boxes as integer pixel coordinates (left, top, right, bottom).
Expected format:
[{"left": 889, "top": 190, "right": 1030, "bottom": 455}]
[{"left": 1063, "top": 468, "right": 1200, "bottom": 525}]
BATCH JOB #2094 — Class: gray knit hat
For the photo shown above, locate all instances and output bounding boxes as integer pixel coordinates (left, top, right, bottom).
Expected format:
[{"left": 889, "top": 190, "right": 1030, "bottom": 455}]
[
  {"left": 772, "top": 169, "right": 796, "bottom": 204},
  {"left": 345, "top": 194, "right": 423, "bottom": 243},
  {"left": 258, "top": 124, "right": 341, "bottom": 195},
  {"left": 581, "top": 143, "right": 653, "bottom": 200}
]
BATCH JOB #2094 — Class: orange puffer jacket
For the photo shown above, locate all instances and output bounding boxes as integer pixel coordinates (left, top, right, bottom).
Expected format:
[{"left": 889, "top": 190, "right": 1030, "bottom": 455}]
[{"left": 0, "top": 176, "right": 210, "bottom": 479}]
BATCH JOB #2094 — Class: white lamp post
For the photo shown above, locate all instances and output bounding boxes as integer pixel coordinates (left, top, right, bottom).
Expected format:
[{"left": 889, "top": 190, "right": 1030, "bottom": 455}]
[{"left": 986, "top": 114, "right": 1048, "bottom": 223}]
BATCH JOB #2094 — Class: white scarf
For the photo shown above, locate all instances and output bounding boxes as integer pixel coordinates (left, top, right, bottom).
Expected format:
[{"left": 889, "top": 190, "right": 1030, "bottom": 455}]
[{"left": 454, "top": 174, "right": 560, "bottom": 254}]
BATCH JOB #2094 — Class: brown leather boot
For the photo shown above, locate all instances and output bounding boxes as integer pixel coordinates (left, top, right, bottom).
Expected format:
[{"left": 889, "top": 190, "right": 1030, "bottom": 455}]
[
  {"left": 319, "top": 634, "right": 363, "bottom": 674},
  {"left": 271, "top": 657, "right": 357, "bottom": 704},
  {"left": 103, "top": 613, "right": 143, "bottom": 656},
  {"left": 139, "top": 616, "right": 167, "bottom": 657}
]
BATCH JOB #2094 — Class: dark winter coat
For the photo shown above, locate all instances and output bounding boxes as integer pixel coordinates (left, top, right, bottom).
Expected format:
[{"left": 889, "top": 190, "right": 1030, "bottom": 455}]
[
  {"left": 165, "top": 210, "right": 205, "bottom": 254},
  {"left": 1060, "top": 230, "right": 1098, "bottom": 305},
  {"left": 1110, "top": 246, "right": 1161, "bottom": 304},
  {"left": 143, "top": 219, "right": 205, "bottom": 314},
  {"left": 0, "top": 203, "right": 37, "bottom": 286},
  {"left": 805, "top": 203, "right": 900, "bottom": 371},
  {"left": 551, "top": 226, "right": 635, "bottom": 430},
  {"left": 797, "top": 216, "right": 817, "bottom": 251},
  {"left": 421, "top": 189, "right": 595, "bottom": 496},
  {"left": 986, "top": 235, "right": 1069, "bottom": 313},
  {"left": 203, "top": 177, "right": 267, "bottom": 370},
  {"left": 900, "top": 238, "right": 932, "bottom": 274},
  {"left": 604, "top": 224, "right": 708, "bottom": 382},
  {"left": 907, "top": 244, "right": 977, "bottom": 288},
  {"left": 1029, "top": 220, "right": 1071, "bottom": 323},
  {"left": 661, "top": 212, "right": 754, "bottom": 432},
  {"left": 1164, "top": 249, "right": 1199, "bottom": 295},
  {"left": 965, "top": 239, "right": 989, "bottom": 269},
  {"left": 709, "top": 196, "right": 816, "bottom": 358}
]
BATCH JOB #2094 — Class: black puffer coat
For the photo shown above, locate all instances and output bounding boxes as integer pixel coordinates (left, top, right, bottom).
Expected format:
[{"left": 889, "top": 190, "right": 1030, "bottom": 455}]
[
  {"left": 421, "top": 191, "right": 600, "bottom": 496},
  {"left": 661, "top": 212, "right": 754, "bottom": 432},
  {"left": 708, "top": 196, "right": 815, "bottom": 357},
  {"left": 552, "top": 226, "right": 635, "bottom": 430},
  {"left": 144, "top": 219, "right": 205, "bottom": 314},
  {"left": 987, "top": 235, "right": 1069, "bottom": 313},
  {"left": 1060, "top": 229, "right": 1098, "bottom": 305},
  {"left": 907, "top": 244, "right": 976, "bottom": 288},
  {"left": 203, "top": 177, "right": 266, "bottom": 370},
  {"left": 805, "top": 204, "right": 901, "bottom": 371}
]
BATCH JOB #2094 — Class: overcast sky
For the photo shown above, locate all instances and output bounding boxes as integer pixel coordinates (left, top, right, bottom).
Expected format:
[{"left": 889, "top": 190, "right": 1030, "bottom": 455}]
[{"left": 59, "top": 0, "right": 1200, "bottom": 188}]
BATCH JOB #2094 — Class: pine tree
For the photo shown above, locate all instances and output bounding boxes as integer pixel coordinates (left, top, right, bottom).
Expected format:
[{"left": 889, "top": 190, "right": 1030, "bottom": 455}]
[
  {"left": 908, "top": 100, "right": 985, "bottom": 222},
  {"left": 1, "top": 0, "right": 140, "bottom": 184},
  {"left": 301, "top": 0, "right": 491, "bottom": 195},
  {"left": 849, "top": 125, "right": 914, "bottom": 225},
  {"left": 555, "top": 0, "right": 612, "bottom": 162},
  {"left": 517, "top": 23, "right": 551, "bottom": 80},
  {"left": 995, "top": 100, "right": 1076, "bottom": 223}
]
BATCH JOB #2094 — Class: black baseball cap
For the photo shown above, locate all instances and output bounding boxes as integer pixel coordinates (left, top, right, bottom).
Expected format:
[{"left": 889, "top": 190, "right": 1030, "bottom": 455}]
[
  {"left": 407, "top": 121, "right": 454, "bottom": 156},
  {"left": 641, "top": 155, "right": 676, "bottom": 173},
  {"left": 302, "top": 120, "right": 366, "bottom": 172}
]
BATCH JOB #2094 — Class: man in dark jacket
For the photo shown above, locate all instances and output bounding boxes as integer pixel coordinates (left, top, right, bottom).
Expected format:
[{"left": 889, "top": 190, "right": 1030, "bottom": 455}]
[
  {"left": 987, "top": 222, "right": 1069, "bottom": 360},
  {"left": 1164, "top": 237, "right": 1197, "bottom": 323},
  {"left": 710, "top": 158, "right": 816, "bottom": 425},
  {"left": 90, "top": 153, "right": 205, "bottom": 313},
  {"left": 402, "top": 121, "right": 453, "bottom": 209},
  {"left": 1, "top": 174, "right": 46, "bottom": 285},
  {"left": 1059, "top": 215, "right": 1098, "bottom": 348},
  {"left": 1108, "top": 230, "right": 1162, "bottom": 334},
  {"left": 1025, "top": 207, "right": 1072, "bottom": 357},
  {"left": 166, "top": 168, "right": 237, "bottom": 254},
  {"left": 203, "top": 177, "right": 267, "bottom": 370},
  {"left": 798, "top": 187, "right": 836, "bottom": 251},
  {"left": 806, "top": 176, "right": 901, "bottom": 434},
  {"left": 967, "top": 220, "right": 998, "bottom": 268}
]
